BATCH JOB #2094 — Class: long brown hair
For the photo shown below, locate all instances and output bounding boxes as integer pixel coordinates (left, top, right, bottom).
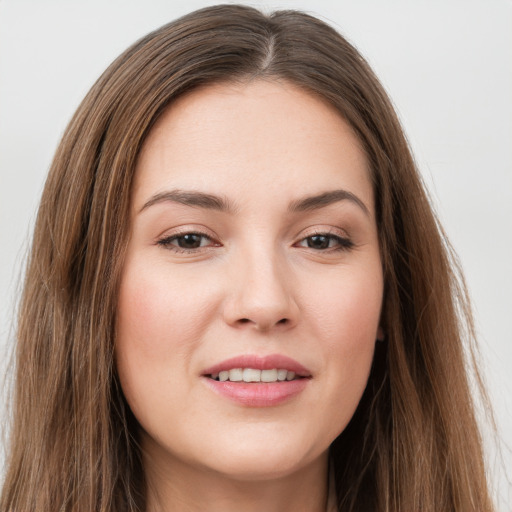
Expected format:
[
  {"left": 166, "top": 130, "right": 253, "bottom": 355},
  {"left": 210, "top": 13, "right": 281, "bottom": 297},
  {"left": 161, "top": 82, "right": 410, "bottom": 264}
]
[{"left": 1, "top": 4, "right": 494, "bottom": 511}]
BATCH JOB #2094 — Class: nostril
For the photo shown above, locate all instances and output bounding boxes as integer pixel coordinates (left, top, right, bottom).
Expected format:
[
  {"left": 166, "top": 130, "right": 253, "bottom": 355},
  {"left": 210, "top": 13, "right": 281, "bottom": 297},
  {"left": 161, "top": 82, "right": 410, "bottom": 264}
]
[{"left": 235, "top": 317, "right": 289, "bottom": 328}]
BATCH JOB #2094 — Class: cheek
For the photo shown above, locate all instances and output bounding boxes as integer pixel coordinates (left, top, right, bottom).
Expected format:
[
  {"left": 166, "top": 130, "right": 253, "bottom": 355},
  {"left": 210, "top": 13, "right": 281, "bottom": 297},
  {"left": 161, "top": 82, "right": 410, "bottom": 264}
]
[
  {"left": 301, "top": 265, "right": 382, "bottom": 430},
  {"left": 306, "top": 263, "right": 383, "bottom": 347},
  {"left": 116, "top": 259, "right": 217, "bottom": 357},
  {"left": 114, "top": 259, "right": 215, "bottom": 412}
]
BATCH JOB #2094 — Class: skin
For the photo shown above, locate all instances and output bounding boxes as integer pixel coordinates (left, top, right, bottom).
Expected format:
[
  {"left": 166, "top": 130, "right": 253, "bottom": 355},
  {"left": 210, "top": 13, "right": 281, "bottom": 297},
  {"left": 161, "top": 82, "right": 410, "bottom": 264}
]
[{"left": 116, "top": 80, "right": 384, "bottom": 512}]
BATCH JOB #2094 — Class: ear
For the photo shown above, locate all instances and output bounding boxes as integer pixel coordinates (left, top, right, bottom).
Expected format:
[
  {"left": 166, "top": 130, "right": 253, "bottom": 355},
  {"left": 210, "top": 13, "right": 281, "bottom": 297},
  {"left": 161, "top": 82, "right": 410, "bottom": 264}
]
[{"left": 376, "top": 326, "right": 385, "bottom": 342}]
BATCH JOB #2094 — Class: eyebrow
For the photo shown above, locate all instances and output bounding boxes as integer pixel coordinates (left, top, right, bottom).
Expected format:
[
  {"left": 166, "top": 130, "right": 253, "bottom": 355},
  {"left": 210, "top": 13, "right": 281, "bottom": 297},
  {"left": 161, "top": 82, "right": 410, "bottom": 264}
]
[
  {"left": 139, "top": 189, "right": 238, "bottom": 214},
  {"left": 139, "top": 188, "right": 370, "bottom": 216},
  {"left": 288, "top": 189, "right": 370, "bottom": 216}
]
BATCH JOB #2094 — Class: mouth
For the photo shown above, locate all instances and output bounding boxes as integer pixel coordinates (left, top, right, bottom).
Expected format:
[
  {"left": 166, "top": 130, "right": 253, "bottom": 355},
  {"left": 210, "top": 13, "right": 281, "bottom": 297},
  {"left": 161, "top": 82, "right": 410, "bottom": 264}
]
[
  {"left": 207, "top": 368, "right": 307, "bottom": 382},
  {"left": 202, "top": 353, "right": 312, "bottom": 381},
  {"left": 201, "top": 354, "right": 312, "bottom": 407}
]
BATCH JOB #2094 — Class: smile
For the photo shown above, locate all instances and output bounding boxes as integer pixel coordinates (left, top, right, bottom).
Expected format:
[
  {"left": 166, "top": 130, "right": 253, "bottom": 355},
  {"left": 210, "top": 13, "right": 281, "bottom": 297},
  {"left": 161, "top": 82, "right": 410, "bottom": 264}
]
[
  {"left": 209, "top": 368, "right": 303, "bottom": 382},
  {"left": 202, "top": 354, "right": 312, "bottom": 407}
]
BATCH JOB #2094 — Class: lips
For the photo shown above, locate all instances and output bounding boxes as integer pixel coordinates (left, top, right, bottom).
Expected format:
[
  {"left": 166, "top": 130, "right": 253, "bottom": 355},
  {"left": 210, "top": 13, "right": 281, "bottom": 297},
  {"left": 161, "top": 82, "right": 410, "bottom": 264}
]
[
  {"left": 202, "top": 354, "right": 312, "bottom": 377},
  {"left": 201, "top": 354, "right": 312, "bottom": 407}
]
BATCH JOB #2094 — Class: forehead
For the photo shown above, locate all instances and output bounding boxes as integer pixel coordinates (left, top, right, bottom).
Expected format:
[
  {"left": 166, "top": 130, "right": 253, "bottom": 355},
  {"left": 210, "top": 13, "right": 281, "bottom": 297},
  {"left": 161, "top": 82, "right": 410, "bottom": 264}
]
[{"left": 133, "top": 80, "right": 373, "bottom": 213}]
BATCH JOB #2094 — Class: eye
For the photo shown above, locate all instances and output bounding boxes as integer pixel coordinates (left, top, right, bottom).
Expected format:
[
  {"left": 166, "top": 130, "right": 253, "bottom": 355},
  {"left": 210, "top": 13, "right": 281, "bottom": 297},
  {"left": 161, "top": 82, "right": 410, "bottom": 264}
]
[
  {"left": 157, "top": 232, "right": 217, "bottom": 252},
  {"left": 297, "top": 233, "right": 353, "bottom": 251}
]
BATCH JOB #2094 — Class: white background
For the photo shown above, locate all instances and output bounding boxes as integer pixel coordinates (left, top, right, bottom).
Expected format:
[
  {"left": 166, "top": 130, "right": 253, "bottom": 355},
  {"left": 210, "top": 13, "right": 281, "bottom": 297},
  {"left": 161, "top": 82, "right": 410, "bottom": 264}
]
[{"left": 1, "top": 0, "right": 511, "bottom": 508}]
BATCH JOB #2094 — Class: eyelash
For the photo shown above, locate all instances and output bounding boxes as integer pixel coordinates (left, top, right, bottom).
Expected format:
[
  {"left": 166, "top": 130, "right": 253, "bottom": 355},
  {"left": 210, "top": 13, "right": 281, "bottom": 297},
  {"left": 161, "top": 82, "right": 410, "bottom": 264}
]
[
  {"left": 296, "top": 230, "right": 354, "bottom": 251},
  {"left": 156, "top": 230, "right": 354, "bottom": 254},
  {"left": 157, "top": 231, "right": 218, "bottom": 253}
]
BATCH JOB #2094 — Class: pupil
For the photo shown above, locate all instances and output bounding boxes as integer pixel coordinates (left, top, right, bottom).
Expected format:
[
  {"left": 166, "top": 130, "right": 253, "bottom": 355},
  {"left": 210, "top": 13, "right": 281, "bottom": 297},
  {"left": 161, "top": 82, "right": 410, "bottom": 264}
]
[
  {"left": 308, "top": 235, "right": 329, "bottom": 249},
  {"left": 178, "top": 234, "right": 202, "bottom": 249}
]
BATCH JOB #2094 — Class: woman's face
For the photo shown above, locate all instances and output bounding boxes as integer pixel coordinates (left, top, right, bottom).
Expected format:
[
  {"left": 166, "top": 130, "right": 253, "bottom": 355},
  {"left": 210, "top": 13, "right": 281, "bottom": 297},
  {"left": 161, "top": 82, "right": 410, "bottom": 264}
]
[{"left": 116, "top": 80, "right": 383, "bottom": 481}]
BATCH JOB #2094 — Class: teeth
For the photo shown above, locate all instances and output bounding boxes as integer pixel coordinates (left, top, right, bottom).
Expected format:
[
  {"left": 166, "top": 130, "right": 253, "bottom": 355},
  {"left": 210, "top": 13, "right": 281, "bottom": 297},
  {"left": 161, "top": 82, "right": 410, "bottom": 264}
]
[
  {"left": 261, "top": 369, "right": 278, "bottom": 382},
  {"left": 243, "top": 368, "right": 261, "bottom": 382},
  {"left": 228, "top": 368, "right": 243, "bottom": 381},
  {"left": 210, "top": 368, "right": 302, "bottom": 382}
]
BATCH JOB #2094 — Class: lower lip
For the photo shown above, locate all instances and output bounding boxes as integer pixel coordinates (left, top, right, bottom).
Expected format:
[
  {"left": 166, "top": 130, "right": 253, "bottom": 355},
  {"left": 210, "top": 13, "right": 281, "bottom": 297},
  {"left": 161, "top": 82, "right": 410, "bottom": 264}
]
[{"left": 202, "top": 377, "right": 310, "bottom": 407}]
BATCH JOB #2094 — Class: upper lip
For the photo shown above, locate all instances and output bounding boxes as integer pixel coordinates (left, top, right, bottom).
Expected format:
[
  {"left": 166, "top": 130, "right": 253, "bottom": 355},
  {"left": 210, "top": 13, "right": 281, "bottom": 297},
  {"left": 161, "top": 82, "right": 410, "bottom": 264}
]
[{"left": 202, "top": 354, "right": 312, "bottom": 377}]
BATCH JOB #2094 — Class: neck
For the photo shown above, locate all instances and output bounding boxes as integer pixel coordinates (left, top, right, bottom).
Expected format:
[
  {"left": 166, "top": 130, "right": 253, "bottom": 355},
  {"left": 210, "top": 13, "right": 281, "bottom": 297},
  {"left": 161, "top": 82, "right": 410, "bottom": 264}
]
[{"left": 143, "top": 440, "right": 330, "bottom": 512}]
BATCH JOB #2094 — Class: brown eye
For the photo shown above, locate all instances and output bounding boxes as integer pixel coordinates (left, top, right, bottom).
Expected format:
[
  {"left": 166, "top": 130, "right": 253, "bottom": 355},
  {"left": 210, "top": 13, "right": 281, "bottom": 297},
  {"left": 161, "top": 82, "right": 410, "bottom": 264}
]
[
  {"left": 157, "top": 232, "right": 215, "bottom": 252},
  {"left": 175, "top": 234, "right": 204, "bottom": 249},
  {"left": 307, "top": 235, "right": 331, "bottom": 250},
  {"left": 297, "top": 233, "right": 354, "bottom": 251}
]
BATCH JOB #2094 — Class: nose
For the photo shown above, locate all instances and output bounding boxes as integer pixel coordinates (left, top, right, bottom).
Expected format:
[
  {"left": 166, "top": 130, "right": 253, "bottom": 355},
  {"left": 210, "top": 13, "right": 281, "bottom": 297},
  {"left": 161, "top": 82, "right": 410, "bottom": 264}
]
[{"left": 222, "top": 249, "right": 299, "bottom": 332}]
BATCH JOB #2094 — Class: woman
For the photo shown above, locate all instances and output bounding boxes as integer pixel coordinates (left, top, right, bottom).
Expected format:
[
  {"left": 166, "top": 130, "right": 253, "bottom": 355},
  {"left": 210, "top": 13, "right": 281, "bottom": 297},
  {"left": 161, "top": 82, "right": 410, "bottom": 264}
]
[{"left": 0, "top": 4, "right": 495, "bottom": 511}]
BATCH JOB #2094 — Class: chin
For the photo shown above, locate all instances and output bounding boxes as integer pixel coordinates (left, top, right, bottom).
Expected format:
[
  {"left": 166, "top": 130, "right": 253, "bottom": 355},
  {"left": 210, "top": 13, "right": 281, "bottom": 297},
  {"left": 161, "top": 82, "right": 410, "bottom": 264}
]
[
  {"left": 194, "top": 430, "right": 325, "bottom": 482},
  {"left": 206, "top": 456, "right": 313, "bottom": 482}
]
